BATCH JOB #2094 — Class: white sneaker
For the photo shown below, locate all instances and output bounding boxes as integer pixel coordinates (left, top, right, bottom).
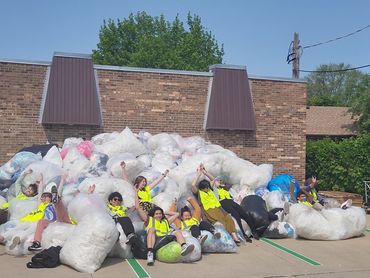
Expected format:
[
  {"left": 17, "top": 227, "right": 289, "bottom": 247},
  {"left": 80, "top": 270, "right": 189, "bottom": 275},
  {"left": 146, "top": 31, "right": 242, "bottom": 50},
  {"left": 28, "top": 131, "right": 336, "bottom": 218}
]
[
  {"left": 147, "top": 251, "right": 154, "bottom": 266},
  {"left": 181, "top": 243, "right": 194, "bottom": 256},
  {"left": 9, "top": 236, "right": 20, "bottom": 250},
  {"left": 341, "top": 199, "right": 352, "bottom": 210},
  {"left": 198, "top": 234, "right": 208, "bottom": 246}
]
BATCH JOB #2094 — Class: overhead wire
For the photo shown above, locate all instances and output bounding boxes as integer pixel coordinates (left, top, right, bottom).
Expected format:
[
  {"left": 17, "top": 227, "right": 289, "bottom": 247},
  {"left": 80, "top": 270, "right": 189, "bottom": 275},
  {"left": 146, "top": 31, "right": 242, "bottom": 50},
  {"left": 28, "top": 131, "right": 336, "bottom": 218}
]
[
  {"left": 299, "top": 64, "right": 370, "bottom": 73},
  {"left": 302, "top": 23, "right": 370, "bottom": 49}
]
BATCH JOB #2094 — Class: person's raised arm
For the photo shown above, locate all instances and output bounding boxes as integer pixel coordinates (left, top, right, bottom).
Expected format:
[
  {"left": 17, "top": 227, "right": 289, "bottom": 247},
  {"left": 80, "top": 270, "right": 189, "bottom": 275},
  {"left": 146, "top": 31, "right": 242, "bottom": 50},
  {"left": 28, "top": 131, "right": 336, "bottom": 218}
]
[
  {"left": 187, "top": 196, "right": 201, "bottom": 221},
  {"left": 166, "top": 211, "right": 180, "bottom": 225},
  {"left": 37, "top": 173, "right": 44, "bottom": 204},
  {"left": 16, "top": 168, "right": 32, "bottom": 196},
  {"left": 58, "top": 173, "right": 67, "bottom": 197},
  {"left": 168, "top": 200, "right": 181, "bottom": 228},
  {"left": 120, "top": 161, "right": 129, "bottom": 182},
  {"left": 147, "top": 169, "right": 169, "bottom": 190},
  {"left": 201, "top": 163, "right": 215, "bottom": 182},
  {"left": 191, "top": 166, "right": 203, "bottom": 194},
  {"left": 134, "top": 188, "right": 148, "bottom": 222}
]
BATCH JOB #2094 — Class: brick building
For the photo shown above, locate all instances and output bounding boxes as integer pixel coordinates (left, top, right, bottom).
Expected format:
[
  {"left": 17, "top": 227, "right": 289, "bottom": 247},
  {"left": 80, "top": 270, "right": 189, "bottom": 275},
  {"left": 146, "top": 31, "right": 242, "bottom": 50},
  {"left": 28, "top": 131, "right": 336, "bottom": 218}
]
[{"left": 0, "top": 53, "right": 307, "bottom": 180}]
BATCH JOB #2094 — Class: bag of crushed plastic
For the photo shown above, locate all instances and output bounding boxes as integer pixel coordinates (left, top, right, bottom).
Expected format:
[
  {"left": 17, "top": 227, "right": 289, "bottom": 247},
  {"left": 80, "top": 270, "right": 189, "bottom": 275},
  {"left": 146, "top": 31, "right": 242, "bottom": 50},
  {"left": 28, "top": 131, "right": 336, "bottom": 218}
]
[
  {"left": 43, "top": 146, "right": 63, "bottom": 168},
  {"left": 0, "top": 152, "right": 42, "bottom": 180},
  {"left": 107, "top": 153, "right": 146, "bottom": 181},
  {"left": 180, "top": 232, "right": 202, "bottom": 262},
  {"left": 201, "top": 224, "right": 237, "bottom": 253},
  {"left": 95, "top": 127, "right": 147, "bottom": 158},
  {"left": 22, "top": 161, "right": 63, "bottom": 187},
  {"left": 181, "top": 136, "right": 205, "bottom": 157},
  {"left": 77, "top": 177, "right": 135, "bottom": 208},
  {"left": 3, "top": 221, "right": 36, "bottom": 256},
  {"left": 240, "top": 195, "right": 272, "bottom": 237},
  {"left": 63, "top": 148, "right": 91, "bottom": 181},
  {"left": 156, "top": 241, "right": 182, "bottom": 263},
  {"left": 42, "top": 222, "right": 75, "bottom": 248},
  {"left": 60, "top": 195, "right": 118, "bottom": 273},
  {"left": 151, "top": 151, "right": 179, "bottom": 173},
  {"left": 263, "top": 221, "right": 296, "bottom": 239},
  {"left": 147, "top": 133, "right": 180, "bottom": 152},
  {"left": 107, "top": 223, "right": 133, "bottom": 259},
  {"left": 222, "top": 156, "right": 273, "bottom": 190},
  {"left": 152, "top": 192, "right": 176, "bottom": 213},
  {"left": 88, "top": 152, "right": 109, "bottom": 176},
  {"left": 263, "top": 191, "right": 289, "bottom": 210},
  {"left": 267, "top": 174, "right": 299, "bottom": 201},
  {"left": 286, "top": 203, "right": 366, "bottom": 240},
  {"left": 8, "top": 197, "right": 38, "bottom": 220}
]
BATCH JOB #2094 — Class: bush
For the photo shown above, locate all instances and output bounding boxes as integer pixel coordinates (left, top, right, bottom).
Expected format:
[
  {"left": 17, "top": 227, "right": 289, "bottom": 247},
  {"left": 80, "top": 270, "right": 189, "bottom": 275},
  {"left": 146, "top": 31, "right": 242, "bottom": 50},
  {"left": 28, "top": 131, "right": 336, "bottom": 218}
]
[{"left": 306, "top": 133, "right": 370, "bottom": 195}]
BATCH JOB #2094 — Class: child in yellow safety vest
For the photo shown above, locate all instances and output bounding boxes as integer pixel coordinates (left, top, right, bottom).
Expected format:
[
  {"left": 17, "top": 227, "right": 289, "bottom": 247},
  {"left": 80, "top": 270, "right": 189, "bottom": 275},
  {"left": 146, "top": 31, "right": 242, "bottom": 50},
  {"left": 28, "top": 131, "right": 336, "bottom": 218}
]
[
  {"left": 135, "top": 190, "right": 195, "bottom": 266},
  {"left": 122, "top": 160, "right": 169, "bottom": 214},
  {"left": 171, "top": 196, "right": 221, "bottom": 246},
  {"left": 28, "top": 174, "right": 76, "bottom": 251},
  {"left": 201, "top": 167, "right": 253, "bottom": 242},
  {"left": 107, "top": 191, "right": 138, "bottom": 245},
  {"left": 191, "top": 165, "right": 241, "bottom": 246}
]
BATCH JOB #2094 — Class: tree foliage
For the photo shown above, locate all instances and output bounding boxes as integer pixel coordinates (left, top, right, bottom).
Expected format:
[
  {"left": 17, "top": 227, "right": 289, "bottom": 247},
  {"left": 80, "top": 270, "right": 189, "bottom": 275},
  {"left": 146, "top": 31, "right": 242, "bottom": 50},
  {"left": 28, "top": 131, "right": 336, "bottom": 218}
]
[
  {"left": 305, "top": 63, "right": 370, "bottom": 132},
  {"left": 92, "top": 12, "right": 224, "bottom": 71},
  {"left": 306, "top": 134, "right": 370, "bottom": 195}
]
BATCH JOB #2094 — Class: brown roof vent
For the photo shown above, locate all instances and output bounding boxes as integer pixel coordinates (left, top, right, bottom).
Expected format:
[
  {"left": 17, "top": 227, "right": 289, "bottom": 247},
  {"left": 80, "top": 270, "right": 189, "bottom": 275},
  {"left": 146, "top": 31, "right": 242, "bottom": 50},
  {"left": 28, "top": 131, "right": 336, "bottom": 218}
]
[
  {"left": 40, "top": 52, "right": 102, "bottom": 126},
  {"left": 205, "top": 65, "right": 256, "bottom": 130}
]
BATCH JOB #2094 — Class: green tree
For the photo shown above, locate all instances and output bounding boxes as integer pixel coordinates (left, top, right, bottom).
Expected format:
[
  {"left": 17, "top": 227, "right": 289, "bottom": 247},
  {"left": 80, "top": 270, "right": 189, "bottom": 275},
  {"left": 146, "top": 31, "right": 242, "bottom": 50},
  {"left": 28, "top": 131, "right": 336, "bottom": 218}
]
[
  {"left": 305, "top": 63, "right": 370, "bottom": 132},
  {"left": 92, "top": 12, "right": 224, "bottom": 71}
]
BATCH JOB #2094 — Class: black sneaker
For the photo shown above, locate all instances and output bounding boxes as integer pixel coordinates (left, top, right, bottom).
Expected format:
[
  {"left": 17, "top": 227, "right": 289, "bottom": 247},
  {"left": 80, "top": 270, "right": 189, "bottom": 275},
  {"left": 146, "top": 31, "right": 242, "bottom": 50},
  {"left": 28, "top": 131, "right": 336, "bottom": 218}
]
[
  {"left": 51, "top": 183, "right": 58, "bottom": 204},
  {"left": 28, "top": 241, "right": 42, "bottom": 251}
]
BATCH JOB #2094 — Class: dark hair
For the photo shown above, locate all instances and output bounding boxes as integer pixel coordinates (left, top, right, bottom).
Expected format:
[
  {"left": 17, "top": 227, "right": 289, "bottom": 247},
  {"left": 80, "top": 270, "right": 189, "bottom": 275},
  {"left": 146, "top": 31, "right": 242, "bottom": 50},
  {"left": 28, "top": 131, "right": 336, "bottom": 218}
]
[
  {"left": 108, "top": 192, "right": 123, "bottom": 202},
  {"left": 198, "top": 179, "right": 211, "bottom": 191},
  {"left": 148, "top": 206, "right": 165, "bottom": 220},
  {"left": 180, "top": 206, "right": 191, "bottom": 217},
  {"left": 26, "top": 184, "right": 38, "bottom": 197},
  {"left": 41, "top": 192, "right": 52, "bottom": 199},
  {"left": 134, "top": 176, "right": 147, "bottom": 189},
  {"left": 305, "top": 177, "right": 317, "bottom": 187},
  {"left": 297, "top": 190, "right": 306, "bottom": 197}
]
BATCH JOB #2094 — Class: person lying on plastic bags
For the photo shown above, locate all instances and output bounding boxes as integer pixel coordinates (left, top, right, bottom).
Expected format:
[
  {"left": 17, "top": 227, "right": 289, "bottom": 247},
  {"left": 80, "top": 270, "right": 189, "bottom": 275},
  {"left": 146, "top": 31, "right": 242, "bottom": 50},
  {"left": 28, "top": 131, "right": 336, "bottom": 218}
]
[
  {"left": 134, "top": 191, "right": 194, "bottom": 266},
  {"left": 296, "top": 190, "right": 352, "bottom": 210},
  {"left": 201, "top": 165, "right": 253, "bottom": 242},
  {"left": 191, "top": 165, "right": 241, "bottom": 245},
  {"left": 123, "top": 161, "right": 169, "bottom": 214},
  {"left": 170, "top": 196, "right": 221, "bottom": 247},
  {"left": 240, "top": 195, "right": 289, "bottom": 240},
  {"left": 0, "top": 173, "right": 55, "bottom": 251},
  {"left": 28, "top": 174, "right": 76, "bottom": 252}
]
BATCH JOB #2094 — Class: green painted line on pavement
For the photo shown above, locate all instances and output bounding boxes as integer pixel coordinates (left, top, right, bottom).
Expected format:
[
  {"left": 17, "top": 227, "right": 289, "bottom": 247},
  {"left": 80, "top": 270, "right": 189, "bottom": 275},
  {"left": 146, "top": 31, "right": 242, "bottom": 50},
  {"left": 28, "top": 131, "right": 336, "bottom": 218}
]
[
  {"left": 261, "top": 237, "right": 321, "bottom": 266},
  {"left": 127, "top": 258, "right": 150, "bottom": 278},
  {"left": 366, "top": 229, "right": 370, "bottom": 232}
]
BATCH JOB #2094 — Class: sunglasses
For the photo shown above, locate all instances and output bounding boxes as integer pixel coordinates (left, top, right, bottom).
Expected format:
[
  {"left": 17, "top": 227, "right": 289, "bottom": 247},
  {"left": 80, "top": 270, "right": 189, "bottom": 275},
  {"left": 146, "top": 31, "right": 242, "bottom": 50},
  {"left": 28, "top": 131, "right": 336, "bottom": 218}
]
[{"left": 112, "top": 197, "right": 122, "bottom": 202}]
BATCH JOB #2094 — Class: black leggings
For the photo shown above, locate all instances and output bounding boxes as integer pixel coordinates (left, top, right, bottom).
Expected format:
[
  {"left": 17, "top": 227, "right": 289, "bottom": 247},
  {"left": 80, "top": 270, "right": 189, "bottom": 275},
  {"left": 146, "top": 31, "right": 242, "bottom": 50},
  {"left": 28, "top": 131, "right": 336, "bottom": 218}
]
[
  {"left": 220, "top": 199, "right": 253, "bottom": 236},
  {"left": 189, "top": 220, "right": 215, "bottom": 238},
  {"left": 116, "top": 216, "right": 135, "bottom": 236}
]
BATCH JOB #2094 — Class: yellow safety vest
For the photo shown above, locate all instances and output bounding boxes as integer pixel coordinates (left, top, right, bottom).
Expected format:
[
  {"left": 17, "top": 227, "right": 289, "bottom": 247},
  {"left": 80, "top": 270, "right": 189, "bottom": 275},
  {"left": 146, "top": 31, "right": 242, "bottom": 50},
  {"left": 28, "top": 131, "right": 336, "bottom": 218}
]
[
  {"left": 21, "top": 202, "right": 49, "bottom": 222},
  {"left": 180, "top": 217, "right": 199, "bottom": 231},
  {"left": 298, "top": 200, "right": 313, "bottom": 207},
  {"left": 146, "top": 216, "right": 171, "bottom": 237},
  {"left": 217, "top": 187, "right": 232, "bottom": 201},
  {"left": 16, "top": 193, "right": 28, "bottom": 200},
  {"left": 199, "top": 190, "right": 221, "bottom": 210},
  {"left": 2, "top": 194, "right": 30, "bottom": 209},
  {"left": 108, "top": 203, "right": 127, "bottom": 217},
  {"left": 138, "top": 185, "right": 152, "bottom": 203},
  {"left": 310, "top": 188, "right": 318, "bottom": 203}
]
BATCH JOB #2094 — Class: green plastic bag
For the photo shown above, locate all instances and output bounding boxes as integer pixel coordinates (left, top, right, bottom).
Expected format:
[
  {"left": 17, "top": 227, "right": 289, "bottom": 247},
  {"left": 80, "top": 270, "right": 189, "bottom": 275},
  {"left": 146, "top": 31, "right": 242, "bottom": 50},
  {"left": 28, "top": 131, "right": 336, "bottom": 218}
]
[{"left": 156, "top": 241, "right": 181, "bottom": 263}]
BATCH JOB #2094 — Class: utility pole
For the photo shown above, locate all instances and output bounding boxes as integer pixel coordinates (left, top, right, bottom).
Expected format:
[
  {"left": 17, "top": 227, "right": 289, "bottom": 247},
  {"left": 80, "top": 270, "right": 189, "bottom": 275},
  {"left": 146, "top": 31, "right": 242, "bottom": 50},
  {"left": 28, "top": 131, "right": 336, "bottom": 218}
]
[{"left": 292, "top": 32, "right": 300, "bottom": 79}]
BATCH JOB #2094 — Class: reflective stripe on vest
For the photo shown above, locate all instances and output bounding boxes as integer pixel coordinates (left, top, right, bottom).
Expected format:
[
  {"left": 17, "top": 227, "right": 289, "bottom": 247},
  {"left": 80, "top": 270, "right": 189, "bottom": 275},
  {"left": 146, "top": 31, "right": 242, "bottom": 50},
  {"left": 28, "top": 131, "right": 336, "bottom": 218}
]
[
  {"left": 298, "top": 200, "right": 313, "bottom": 207},
  {"left": 138, "top": 185, "right": 152, "bottom": 203},
  {"left": 199, "top": 190, "right": 221, "bottom": 210},
  {"left": 180, "top": 217, "right": 199, "bottom": 231},
  {"left": 310, "top": 188, "right": 318, "bottom": 203},
  {"left": 217, "top": 187, "right": 232, "bottom": 201},
  {"left": 16, "top": 194, "right": 28, "bottom": 200},
  {"left": 108, "top": 203, "right": 127, "bottom": 217},
  {"left": 146, "top": 216, "right": 170, "bottom": 236},
  {"left": 21, "top": 202, "right": 49, "bottom": 222}
]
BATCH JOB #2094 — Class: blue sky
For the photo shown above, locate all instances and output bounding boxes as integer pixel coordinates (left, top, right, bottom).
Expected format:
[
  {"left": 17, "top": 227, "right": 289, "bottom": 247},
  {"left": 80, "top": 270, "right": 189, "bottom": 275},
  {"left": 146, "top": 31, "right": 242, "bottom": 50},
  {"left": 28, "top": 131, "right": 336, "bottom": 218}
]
[{"left": 1, "top": 0, "right": 370, "bottom": 78}]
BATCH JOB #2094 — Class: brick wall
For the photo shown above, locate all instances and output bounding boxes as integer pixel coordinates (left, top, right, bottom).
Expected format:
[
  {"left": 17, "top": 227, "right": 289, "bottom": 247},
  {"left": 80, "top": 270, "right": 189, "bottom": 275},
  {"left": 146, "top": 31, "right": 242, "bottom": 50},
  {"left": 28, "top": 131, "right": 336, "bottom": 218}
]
[{"left": 0, "top": 61, "right": 306, "bottom": 180}]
